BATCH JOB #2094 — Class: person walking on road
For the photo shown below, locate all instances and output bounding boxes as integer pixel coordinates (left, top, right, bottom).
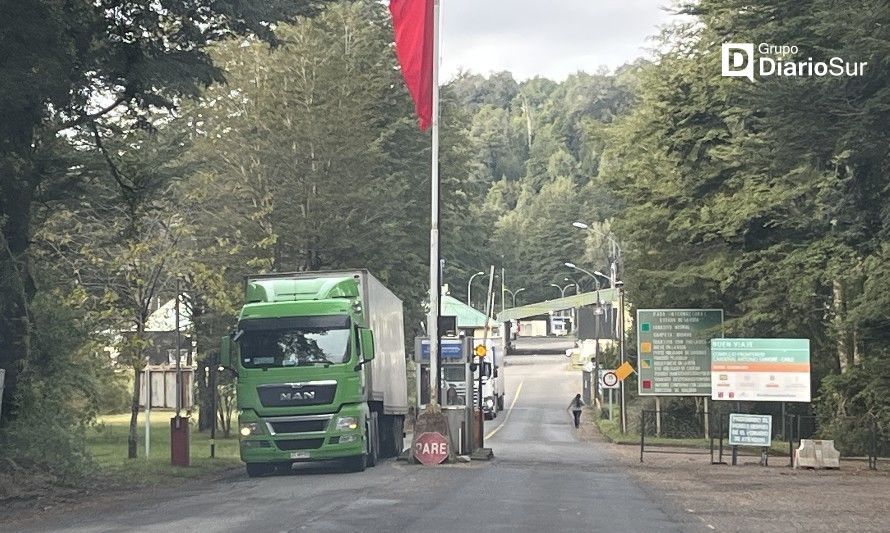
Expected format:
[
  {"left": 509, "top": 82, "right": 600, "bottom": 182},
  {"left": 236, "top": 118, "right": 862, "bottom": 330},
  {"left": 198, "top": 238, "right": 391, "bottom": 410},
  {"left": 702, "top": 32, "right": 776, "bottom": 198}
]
[{"left": 567, "top": 393, "right": 584, "bottom": 428}]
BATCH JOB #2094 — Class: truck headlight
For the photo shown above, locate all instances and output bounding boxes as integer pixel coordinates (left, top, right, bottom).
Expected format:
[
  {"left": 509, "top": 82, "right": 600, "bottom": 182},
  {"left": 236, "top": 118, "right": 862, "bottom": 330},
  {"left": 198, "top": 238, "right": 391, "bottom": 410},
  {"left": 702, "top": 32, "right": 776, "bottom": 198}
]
[
  {"left": 239, "top": 422, "right": 263, "bottom": 437},
  {"left": 484, "top": 398, "right": 495, "bottom": 410},
  {"left": 335, "top": 416, "right": 359, "bottom": 431}
]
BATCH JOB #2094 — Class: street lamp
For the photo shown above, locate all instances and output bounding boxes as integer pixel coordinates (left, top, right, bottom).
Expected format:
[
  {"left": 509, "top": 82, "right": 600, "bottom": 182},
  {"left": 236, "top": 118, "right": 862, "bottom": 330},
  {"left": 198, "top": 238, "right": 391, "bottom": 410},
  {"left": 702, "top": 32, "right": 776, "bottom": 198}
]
[
  {"left": 467, "top": 271, "right": 486, "bottom": 307},
  {"left": 504, "top": 287, "right": 526, "bottom": 307},
  {"left": 572, "top": 221, "right": 623, "bottom": 286},
  {"left": 550, "top": 283, "right": 575, "bottom": 298},
  {"left": 593, "top": 270, "right": 611, "bottom": 287},
  {"left": 564, "top": 262, "right": 597, "bottom": 283},
  {"left": 564, "top": 277, "right": 580, "bottom": 294}
]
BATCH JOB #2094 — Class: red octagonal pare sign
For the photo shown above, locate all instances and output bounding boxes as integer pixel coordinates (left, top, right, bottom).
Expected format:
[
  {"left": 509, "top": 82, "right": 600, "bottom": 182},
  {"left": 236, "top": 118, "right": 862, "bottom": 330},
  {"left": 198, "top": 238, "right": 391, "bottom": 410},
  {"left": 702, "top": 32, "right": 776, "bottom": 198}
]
[{"left": 414, "top": 432, "right": 448, "bottom": 465}]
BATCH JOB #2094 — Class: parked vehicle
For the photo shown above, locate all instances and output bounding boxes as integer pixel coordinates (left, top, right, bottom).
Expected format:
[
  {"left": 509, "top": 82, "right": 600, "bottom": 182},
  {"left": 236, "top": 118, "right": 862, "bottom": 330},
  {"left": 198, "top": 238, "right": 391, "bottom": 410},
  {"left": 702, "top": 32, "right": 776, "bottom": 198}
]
[{"left": 220, "top": 270, "right": 408, "bottom": 476}]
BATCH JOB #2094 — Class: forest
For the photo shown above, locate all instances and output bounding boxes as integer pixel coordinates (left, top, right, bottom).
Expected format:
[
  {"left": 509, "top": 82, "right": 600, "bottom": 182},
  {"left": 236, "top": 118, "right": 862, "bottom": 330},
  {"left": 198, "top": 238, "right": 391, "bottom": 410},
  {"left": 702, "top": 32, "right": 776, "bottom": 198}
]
[{"left": 1, "top": 0, "right": 888, "bottom": 482}]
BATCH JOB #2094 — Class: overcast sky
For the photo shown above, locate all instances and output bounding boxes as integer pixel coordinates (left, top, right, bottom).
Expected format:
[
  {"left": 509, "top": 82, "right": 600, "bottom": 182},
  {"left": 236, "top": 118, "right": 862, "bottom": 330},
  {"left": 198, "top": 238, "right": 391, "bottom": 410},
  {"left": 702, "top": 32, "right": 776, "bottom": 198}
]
[{"left": 440, "top": 0, "right": 679, "bottom": 82}]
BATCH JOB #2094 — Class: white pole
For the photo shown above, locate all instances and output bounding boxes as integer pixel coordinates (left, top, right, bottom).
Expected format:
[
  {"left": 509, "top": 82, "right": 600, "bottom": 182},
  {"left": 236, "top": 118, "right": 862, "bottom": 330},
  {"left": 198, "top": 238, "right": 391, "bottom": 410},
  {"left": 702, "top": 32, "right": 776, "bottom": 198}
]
[
  {"left": 144, "top": 367, "right": 151, "bottom": 458},
  {"left": 427, "top": 0, "right": 441, "bottom": 409}
]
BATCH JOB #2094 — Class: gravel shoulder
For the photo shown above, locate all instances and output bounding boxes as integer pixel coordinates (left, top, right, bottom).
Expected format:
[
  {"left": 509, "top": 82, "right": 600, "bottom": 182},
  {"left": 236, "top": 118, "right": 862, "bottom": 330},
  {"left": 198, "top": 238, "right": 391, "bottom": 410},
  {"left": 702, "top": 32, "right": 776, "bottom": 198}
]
[{"left": 579, "top": 410, "right": 890, "bottom": 532}]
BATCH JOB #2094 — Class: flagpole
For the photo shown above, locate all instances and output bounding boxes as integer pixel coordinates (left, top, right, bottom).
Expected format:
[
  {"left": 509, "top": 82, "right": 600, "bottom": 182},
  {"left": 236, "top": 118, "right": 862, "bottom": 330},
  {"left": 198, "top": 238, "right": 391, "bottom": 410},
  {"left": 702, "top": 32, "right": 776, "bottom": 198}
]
[{"left": 427, "top": 0, "right": 441, "bottom": 409}]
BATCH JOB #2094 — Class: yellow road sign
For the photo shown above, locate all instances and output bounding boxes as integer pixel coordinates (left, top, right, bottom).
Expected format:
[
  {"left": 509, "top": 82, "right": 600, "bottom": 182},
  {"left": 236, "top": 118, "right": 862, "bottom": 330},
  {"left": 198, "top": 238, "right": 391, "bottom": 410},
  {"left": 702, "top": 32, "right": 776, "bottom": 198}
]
[
  {"left": 615, "top": 361, "right": 635, "bottom": 381},
  {"left": 474, "top": 344, "right": 487, "bottom": 358}
]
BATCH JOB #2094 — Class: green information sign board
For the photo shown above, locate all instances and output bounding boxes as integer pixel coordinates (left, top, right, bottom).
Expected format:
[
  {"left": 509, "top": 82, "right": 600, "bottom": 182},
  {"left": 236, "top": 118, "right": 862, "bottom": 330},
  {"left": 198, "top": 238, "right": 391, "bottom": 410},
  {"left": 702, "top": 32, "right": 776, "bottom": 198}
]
[{"left": 637, "top": 309, "right": 723, "bottom": 396}]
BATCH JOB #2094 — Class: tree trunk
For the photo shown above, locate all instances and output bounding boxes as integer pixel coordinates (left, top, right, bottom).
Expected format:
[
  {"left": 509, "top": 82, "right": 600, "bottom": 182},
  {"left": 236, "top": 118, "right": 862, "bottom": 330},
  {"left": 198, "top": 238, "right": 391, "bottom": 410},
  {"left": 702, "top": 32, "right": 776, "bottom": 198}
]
[
  {"left": 0, "top": 172, "right": 36, "bottom": 425},
  {"left": 196, "top": 359, "right": 212, "bottom": 432},
  {"left": 128, "top": 368, "right": 141, "bottom": 459},
  {"left": 832, "top": 279, "right": 852, "bottom": 373}
]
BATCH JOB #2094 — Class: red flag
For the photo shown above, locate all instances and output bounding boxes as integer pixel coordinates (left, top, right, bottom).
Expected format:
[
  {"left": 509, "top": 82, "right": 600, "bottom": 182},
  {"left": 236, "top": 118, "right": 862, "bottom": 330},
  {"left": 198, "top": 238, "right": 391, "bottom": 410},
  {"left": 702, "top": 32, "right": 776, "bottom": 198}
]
[{"left": 390, "top": 0, "right": 434, "bottom": 131}]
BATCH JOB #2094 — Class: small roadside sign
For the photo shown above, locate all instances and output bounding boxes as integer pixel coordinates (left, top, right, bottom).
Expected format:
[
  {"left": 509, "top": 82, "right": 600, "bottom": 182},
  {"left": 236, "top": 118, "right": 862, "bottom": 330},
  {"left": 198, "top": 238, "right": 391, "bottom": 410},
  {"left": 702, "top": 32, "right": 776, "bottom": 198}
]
[
  {"left": 615, "top": 361, "right": 635, "bottom": 381},
  {"left": 599, "top": 369, "right": 619, "bottom": 389},
  {"left": 414, "top": 432, "right": 449, "bottom": 465},
  {"left": 728, "top": 414, "right": 772, "bottom": 447}
]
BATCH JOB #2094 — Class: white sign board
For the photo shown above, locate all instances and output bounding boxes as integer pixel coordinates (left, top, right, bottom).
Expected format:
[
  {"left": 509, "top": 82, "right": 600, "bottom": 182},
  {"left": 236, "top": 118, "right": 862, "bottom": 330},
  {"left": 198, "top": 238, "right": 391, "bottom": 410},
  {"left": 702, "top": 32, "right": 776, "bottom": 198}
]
[
  {"left": 728, "top": 414, "right": 772, "bottom": 447},
  {"left": 711, "top": 339, "right": 811, "bottom": 402},
  {"left": 599, "top": 369, "right": 620, "bottom": 390}
]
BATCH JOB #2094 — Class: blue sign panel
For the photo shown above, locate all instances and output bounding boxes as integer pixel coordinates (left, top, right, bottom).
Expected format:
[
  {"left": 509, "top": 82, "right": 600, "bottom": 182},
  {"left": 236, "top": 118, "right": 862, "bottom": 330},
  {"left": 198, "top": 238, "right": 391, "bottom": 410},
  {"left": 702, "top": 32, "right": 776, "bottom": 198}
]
[{"left": 419, "top": 339, "right": 465, "bottom": 361}]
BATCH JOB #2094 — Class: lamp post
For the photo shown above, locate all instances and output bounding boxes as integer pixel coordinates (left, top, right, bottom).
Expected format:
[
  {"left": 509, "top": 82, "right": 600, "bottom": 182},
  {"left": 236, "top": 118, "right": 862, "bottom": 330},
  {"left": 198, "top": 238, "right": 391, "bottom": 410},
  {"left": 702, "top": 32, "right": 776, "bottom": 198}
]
[
  {"left": 550, "top": 283, "right": 575, "bottom": 298},
  {"left": 572, "top": 221, "right": 622, "bottom": 286},
  {"left": 568, "top": 262, "right": 627, "bottom": 433},
  {"left": 504, "top": 287, "right": 526, "bottom": 308},
  {"left": 564, "top": 262, "right": 597, "bottom": 283},
  {"left": 467, "top": 271, "right": 486, "bottom": 307},
  {"left": 564, "top": 277, "right": 580, "bottom": 294}
]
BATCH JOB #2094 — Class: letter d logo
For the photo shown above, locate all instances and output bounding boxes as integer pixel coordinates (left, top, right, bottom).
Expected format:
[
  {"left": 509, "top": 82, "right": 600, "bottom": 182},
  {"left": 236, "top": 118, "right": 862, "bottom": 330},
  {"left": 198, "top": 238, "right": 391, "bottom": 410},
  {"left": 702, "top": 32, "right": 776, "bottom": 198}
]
[{"left": 721, "top": 43, "right": 754, "bottom": 82}]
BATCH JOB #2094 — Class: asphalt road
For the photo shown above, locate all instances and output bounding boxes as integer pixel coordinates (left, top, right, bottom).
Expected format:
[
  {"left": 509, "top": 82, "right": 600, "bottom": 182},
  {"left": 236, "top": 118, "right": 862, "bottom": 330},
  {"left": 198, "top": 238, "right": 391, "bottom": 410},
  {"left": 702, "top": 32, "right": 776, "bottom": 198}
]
[{"left": 13, "top": 354, "right": 690, "bottom": 532}]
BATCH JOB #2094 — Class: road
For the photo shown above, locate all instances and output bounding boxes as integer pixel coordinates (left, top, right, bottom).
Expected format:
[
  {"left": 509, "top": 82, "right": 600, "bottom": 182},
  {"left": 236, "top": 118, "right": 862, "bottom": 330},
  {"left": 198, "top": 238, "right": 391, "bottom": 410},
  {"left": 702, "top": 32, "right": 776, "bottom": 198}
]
[{"left": 12, "top": 352, "right": 692, "bottom": 532}]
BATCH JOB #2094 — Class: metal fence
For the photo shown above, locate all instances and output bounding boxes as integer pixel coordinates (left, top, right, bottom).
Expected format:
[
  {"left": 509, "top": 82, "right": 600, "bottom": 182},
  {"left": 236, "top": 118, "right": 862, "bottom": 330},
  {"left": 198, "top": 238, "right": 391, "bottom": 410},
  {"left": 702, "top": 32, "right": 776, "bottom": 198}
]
[
  {"left": 785, "top": 414, "right": 890, "bottom": 469},
  {"left": 639, "top": 409, "right": 889, "bottom": 470},
  {"left": 639, "top": 409, "right": 711, "bottom": 462}
]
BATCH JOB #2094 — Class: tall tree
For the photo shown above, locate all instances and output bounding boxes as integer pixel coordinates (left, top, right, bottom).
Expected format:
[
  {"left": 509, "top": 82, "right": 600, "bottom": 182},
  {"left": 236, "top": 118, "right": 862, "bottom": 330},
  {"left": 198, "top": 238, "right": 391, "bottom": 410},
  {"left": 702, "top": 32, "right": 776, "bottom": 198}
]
[{"left": 0, "top": 0, "right": 332, "bottom": 424}]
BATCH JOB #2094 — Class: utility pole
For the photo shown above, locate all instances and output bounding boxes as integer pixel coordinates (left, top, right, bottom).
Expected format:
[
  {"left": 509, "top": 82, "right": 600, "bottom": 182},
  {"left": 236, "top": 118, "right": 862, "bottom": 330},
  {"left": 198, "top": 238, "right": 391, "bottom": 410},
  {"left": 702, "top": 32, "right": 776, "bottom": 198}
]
[
  {"left": 175, "top": 278, "right": 181, "bottom": 417},
  {"left": 618, "top": 280, "right": 627, "bottom": 433},
  {"left": 500, "top": 267, "right": 506, "bottom": 316}
]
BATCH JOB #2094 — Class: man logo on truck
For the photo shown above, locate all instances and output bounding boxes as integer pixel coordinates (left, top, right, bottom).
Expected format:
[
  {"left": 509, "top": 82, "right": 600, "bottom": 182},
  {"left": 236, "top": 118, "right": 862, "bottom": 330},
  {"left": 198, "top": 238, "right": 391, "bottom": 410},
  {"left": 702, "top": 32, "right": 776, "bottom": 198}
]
[{"left": 280, "top": 391, "right": 316, "bottom": 401}]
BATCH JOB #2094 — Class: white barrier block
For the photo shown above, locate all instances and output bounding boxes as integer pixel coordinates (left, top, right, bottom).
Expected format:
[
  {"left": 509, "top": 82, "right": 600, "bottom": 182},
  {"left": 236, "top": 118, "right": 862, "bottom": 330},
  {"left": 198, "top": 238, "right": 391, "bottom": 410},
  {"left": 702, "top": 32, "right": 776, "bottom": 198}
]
[{"left": 795, "top": 439, "right": 841, "bottom": 469}]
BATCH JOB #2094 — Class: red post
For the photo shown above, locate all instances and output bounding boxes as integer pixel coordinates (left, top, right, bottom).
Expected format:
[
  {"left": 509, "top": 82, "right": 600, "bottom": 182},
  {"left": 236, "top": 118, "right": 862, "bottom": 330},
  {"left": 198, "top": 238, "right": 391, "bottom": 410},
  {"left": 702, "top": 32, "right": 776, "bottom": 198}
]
[{"left": 171, "top": 416, "right": 190, "bottom": 467}]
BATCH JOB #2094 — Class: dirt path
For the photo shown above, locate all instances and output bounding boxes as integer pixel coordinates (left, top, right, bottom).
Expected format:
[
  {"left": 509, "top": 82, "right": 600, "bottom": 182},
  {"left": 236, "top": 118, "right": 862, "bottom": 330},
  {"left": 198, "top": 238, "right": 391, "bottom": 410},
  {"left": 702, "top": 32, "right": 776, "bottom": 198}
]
[{"left": 579, "top": 411, "right": 890, "bottom": 532}]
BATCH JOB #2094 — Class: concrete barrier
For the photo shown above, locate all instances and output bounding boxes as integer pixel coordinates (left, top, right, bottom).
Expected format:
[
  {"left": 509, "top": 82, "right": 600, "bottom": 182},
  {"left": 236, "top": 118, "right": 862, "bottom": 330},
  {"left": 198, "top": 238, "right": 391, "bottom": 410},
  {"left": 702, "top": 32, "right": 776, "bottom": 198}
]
[{"left": 794, "top": 439, "right": 841, "bottom": 469}]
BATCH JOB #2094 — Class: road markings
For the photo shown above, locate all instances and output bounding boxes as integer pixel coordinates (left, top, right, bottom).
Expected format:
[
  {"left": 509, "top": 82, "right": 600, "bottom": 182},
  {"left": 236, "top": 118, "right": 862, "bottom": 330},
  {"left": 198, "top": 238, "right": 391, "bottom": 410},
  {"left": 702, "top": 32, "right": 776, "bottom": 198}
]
[{"left": 485, "top": 380, "right": 523, "bottom": 440}]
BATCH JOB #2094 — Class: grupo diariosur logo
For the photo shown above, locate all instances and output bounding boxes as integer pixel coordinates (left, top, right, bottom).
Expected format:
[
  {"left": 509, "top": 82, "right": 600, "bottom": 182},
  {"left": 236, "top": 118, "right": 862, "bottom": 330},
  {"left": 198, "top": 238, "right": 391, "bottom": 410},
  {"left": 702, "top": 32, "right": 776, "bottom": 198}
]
[{"left": 721, "top": 43, "right": 868, "bottom": 82}]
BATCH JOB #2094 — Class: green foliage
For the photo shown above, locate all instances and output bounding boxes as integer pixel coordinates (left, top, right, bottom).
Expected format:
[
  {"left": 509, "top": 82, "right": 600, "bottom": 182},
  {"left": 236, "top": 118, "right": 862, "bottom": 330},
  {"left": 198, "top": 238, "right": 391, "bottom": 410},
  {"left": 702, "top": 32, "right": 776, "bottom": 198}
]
[
  {"left": 0, "top": 292, "right": 106, "bottom": 481},
  {"left": 600, "top": 0, "right": 890, "bottom": 446}
]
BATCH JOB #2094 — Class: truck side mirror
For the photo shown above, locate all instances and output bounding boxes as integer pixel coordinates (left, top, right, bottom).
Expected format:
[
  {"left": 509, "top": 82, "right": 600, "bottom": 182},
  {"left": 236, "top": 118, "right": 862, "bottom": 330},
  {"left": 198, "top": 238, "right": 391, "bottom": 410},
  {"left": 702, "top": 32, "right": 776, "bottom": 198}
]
[
  {"left": 220, "top": 335, "right": 232, "bottom": 368},
  {"left": 482, "top": 362, "right": 492, "bottom": 378},
  {"left": 360, "top": 328, "right": 375, "bottom": 361},
  {"left": 493, "top": 367, "right": 499, "bottom": 378}
]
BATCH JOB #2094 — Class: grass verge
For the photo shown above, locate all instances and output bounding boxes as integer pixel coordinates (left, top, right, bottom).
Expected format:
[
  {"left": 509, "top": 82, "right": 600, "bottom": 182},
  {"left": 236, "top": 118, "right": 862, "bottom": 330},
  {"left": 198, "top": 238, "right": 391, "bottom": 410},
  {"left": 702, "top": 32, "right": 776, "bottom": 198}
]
[{"left": 87, "top": 413, "right": 242, "bottom": 485}]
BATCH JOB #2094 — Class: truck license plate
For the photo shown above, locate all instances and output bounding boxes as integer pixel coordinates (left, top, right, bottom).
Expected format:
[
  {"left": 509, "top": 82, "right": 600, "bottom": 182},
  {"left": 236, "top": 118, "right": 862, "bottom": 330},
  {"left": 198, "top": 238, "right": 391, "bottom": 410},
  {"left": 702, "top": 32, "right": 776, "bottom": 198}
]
[{"left": 290, "top": 451, "right": 310, "bottom": 459}]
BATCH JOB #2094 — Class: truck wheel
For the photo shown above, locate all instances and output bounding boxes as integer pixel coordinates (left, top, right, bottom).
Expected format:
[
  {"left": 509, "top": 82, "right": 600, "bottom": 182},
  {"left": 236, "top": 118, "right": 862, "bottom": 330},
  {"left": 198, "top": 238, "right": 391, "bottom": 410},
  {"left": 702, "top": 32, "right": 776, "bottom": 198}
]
[
  {"left": 345, "top": 455, "right": 366, "bottom": 473},
  {"left": 379, "top": 415, "right": 404, "bottom": 458},
  {"left": 391, "top": 416, "right": 405, "bottom": 457},
  {"left": 245, "top": 463, "right": 273, "bottom": 478}
]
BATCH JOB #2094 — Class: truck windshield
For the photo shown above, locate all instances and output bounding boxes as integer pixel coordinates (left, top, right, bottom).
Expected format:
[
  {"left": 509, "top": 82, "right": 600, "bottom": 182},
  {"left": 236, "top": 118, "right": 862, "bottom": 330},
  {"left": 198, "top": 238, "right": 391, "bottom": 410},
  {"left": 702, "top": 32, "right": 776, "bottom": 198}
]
[{"left": 238, "top": 315, "right": 352, "bottom": 367}]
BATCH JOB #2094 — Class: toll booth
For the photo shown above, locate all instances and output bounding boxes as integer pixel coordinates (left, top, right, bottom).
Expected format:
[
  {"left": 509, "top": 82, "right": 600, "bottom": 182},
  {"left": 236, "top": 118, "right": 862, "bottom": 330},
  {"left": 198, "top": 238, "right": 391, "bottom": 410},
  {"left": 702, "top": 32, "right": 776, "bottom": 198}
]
[{"left": 414, "top": 336, "right": 475, "bottom": 454}]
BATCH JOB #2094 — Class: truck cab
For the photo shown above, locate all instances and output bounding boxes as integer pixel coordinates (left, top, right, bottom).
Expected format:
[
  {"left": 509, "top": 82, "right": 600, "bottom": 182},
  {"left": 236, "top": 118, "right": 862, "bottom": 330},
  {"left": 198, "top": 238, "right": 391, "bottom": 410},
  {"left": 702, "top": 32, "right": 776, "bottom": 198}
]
[{"left": 220, "top": 271, "right": 407, "bottom": 476}]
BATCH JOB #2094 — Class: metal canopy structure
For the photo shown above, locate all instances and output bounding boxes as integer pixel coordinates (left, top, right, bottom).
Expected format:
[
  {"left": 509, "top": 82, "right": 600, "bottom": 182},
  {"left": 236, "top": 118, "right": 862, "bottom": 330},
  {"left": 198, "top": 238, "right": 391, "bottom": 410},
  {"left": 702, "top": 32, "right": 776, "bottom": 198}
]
[
  {"left": 441, "top": 295, "right": 491, "bottom": 328},
  {"left": 495, "top": 288, "right": 618, "bottom": 322}
]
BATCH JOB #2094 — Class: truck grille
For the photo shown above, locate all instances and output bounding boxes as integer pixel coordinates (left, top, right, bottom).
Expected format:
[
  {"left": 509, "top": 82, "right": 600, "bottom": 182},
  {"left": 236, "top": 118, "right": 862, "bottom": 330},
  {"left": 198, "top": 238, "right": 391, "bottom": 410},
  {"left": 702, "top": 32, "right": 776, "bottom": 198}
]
[
  {"left": 269, "top": 419, "right": 328, "bottom": 434},
  {"left": 257, "top": 381, "right": 337, "bottom": 407},
  {"left": 275, "top": 439, "right": 325, "bottom": 451}
]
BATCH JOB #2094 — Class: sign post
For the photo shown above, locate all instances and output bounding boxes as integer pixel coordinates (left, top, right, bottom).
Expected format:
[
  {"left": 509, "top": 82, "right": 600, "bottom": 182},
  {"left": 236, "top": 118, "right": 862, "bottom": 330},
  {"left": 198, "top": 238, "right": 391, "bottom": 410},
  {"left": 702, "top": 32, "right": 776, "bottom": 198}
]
[
  {"left": 637, "top": 309, "right": 723, "bottom": 396},
  {"left": 598, "top": 369, "right": 619, "bottom": 420}
]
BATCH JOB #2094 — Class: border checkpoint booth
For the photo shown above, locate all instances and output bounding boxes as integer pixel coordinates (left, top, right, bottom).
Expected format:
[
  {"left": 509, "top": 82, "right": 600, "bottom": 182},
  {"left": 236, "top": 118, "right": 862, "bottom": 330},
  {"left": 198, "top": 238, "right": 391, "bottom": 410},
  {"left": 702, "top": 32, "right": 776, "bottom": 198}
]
[{"left": 414, "top": 336, "right": 476, "bottom": 455}]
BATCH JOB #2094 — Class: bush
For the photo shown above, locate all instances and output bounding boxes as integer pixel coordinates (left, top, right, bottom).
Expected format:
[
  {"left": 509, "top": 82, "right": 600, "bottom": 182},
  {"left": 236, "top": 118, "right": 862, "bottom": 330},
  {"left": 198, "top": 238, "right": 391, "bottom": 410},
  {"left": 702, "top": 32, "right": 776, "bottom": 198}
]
[{"left": 0, "top": 292, "right": 105, "bottom": 483}]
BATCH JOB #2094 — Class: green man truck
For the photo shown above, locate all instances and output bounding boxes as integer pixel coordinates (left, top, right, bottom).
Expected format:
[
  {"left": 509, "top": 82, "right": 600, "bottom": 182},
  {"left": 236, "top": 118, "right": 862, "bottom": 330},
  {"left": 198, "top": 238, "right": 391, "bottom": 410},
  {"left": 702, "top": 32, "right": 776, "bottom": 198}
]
[{"left": 219, "top": 270, "right": 408, "bottom": 476}]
